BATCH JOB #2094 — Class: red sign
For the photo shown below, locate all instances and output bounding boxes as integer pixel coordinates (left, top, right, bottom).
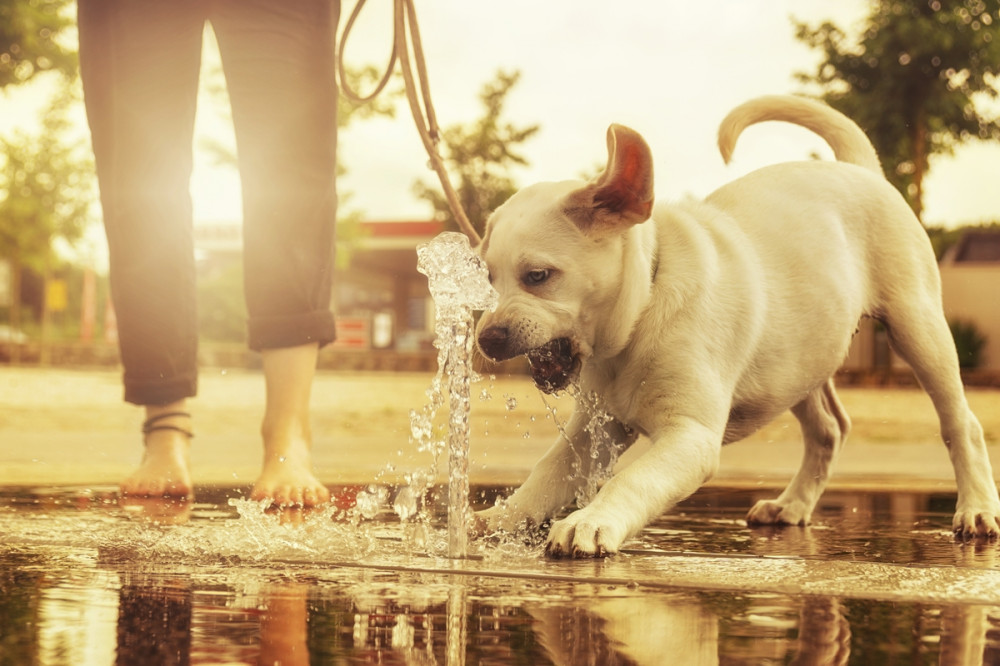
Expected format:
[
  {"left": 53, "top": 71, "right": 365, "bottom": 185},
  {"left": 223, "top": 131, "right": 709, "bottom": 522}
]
[{"left": 332, "top": 317, "right": 370, "bottom": 350}]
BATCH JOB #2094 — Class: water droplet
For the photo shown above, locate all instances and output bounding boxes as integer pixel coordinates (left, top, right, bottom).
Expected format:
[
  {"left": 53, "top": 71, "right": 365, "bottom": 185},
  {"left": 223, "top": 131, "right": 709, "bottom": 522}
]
[
  {"left": 355, "top": 488, "right": 382, "bottom": 519},
  {"left": 278, "top": 456, "right": 287, "bottom": 463},
  {"left": 504, "top": 395, "right": 518, "bottom": 411},
  {"left": 393, "top": 486, "right": 418, "bottom": 521},
  {"left": 409, "top": 522, "right": 429, "bottom": 550}
]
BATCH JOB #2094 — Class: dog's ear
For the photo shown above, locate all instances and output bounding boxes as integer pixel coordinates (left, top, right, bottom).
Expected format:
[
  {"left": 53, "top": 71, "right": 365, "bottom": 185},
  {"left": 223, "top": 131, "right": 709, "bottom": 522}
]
[{"left": 564, "top": 124, "right": 654, "bottom": 234}]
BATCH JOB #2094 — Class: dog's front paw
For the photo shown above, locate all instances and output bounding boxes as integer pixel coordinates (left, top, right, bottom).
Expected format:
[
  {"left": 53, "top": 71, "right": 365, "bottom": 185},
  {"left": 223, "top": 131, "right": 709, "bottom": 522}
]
[
  {"left": 952, "top": 506, "right": 1000, "bottom": 540},
  {"left": 746, "top": 499, "right": 810, "bottom": 527},
  {"left": 475, "top": 504, "right": 538, "bottom": 537},
  {"left": 545, "top": 509, "right": 627, "bottom": 559}
]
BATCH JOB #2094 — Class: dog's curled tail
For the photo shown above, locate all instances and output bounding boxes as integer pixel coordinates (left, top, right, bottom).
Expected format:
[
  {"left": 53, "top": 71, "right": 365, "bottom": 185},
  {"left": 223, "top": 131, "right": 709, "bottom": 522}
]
[{"left": 718, "top": 95, "right": 882, "bottom": 176}]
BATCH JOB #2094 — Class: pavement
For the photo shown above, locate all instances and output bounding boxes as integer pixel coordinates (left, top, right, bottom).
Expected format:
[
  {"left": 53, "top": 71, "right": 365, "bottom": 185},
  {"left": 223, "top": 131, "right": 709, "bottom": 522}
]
[
  {"left": 2, "top": 365, "right": 999, "bottom": 493},
  {"left": 8, "top": 368, "right": 1000, "bottom": 665}
]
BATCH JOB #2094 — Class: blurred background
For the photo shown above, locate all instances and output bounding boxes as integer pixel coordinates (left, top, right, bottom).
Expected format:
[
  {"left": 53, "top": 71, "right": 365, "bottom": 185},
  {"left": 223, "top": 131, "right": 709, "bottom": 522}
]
[{"left": 1, "top": 0, "right": 998, "bottom": 380}]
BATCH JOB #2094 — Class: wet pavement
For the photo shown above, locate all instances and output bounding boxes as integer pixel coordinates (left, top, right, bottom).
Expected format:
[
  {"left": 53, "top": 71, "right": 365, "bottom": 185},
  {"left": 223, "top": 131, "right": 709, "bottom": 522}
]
[
  {"left": 4, "top": 368, "right": 1000, "bottom": 663},
  {"left": 4, "top": 483, "right": 1000, "bottom": 664}
]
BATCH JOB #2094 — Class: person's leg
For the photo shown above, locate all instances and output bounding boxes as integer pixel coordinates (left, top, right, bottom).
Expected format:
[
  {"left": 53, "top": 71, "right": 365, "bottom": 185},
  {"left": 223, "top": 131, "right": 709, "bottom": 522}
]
[
  {"left": 253, "top": 344, "right": 330, "bottom": 506},
  {"left": 124, "top": 402, "right": 194, "bottom": 498},
  {"left": 78, "top": 0, "right": 205, "bottom": 497},
  {"left": 212, "top": 0, "right": 340, "bottom": 506}
]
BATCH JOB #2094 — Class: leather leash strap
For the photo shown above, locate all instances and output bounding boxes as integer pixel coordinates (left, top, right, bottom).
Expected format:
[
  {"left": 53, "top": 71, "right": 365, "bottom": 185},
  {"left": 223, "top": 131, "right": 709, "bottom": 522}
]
[{"left": 338, "top": 0, "right": 482, "bottom": 247}]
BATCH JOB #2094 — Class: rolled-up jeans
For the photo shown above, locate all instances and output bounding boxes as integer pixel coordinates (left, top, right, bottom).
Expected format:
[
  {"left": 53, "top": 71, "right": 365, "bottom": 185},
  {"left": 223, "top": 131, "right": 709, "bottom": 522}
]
[{"left": 78, "top": 0, "right": 340, "bottom": 405}]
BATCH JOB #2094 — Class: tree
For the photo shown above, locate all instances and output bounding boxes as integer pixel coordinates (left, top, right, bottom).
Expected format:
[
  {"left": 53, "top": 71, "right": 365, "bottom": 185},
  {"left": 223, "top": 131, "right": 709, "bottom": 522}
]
[
  {"left": 0, "top": 0, "right": 77, "bottom": 88},
  {"left": 795, "top": 0, "right": 1000, "bottom": 221},
  {"left": 0, "top": 85, "right": 95, "bottom": 343},
  {"left": 413, "top": 70, "right": 540, "bottom": 237}
]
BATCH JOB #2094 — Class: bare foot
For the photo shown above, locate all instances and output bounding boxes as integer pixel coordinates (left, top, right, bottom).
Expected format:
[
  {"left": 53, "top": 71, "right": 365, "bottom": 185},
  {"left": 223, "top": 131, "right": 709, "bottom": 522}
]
[
  {"left": 251, "top": 437, "right": 330, "bottom": 507},
  {"left": 120, "top": 428, "right": 193, "bottom": 498},
  {"left": 252, "top": 343, "right": 330, "bottom": 508},
  {"left": 121, "top": 404, "right": 193, "bottom": 499}
]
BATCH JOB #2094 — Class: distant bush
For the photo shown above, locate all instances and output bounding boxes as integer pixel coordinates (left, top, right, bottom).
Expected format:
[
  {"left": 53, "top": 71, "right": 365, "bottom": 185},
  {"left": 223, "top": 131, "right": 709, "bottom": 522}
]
[
  {"left": 949, "top": 319, "right": 987, "bottom": 369},
  {"left": 197, "top": 263, "right": 247, "bottom": 343},
  {"left": 926, "top": 222, "right": 1000, "bottom": 261}
]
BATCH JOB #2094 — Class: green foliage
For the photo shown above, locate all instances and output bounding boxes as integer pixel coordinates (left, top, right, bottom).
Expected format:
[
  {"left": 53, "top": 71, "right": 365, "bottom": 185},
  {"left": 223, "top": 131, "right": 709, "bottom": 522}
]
[
  {"left": 333, "top": 199, "right": 368, "bottom": 271},
  {"left": 949, "top": 318, "right": 987, "bottom": 368},
  {"left": 337, "top": 65, "right": 402, "bottom": 128},
  {"left": 197, "top": 262, "right": 247, "bottom": 343},
  {"left": 413, "top": 70, "right": 540, "bottom": 237},
  {"left": 795, "top": 0, "right": 1000, "bottom": 221},
  {"left": 925, "top": 220, "right": 1000, "bottom": 259},
  {"left": 0, "top": 82, "right": 94, "bottom": 343},
  {"left": 0, "top": 84, "right": 95, "bottom": 271},
  {"left": 0, "top": 0, "right": 77, "bottom": 88}
]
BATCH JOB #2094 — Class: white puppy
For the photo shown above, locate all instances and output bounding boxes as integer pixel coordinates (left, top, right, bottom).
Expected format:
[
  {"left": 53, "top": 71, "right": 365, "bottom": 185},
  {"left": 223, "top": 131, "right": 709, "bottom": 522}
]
[{"left": 475, "top": 95, "right": 1000, "bottom": 558}]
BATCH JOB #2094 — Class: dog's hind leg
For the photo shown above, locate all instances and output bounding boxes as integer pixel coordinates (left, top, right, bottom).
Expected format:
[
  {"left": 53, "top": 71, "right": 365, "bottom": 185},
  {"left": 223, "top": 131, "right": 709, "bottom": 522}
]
[
  {"left": 746, "top": 379, "right": 850, "bottom": 526},
  {"left": 880, "top": 303, "right": 1000, "bottom": 538}
]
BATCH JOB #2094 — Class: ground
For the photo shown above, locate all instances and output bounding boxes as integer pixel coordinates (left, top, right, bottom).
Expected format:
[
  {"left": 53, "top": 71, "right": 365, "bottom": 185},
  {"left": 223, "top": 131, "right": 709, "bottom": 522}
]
[{"left": 1, "top": 366, "right": 999, "bottom": 490}]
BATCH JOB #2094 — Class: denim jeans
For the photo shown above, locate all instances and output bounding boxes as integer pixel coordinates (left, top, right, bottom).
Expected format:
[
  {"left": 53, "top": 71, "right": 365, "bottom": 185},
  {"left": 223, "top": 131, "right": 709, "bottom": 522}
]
[{"left": 78, "top": 0, "right": 340, "bottom": 405}]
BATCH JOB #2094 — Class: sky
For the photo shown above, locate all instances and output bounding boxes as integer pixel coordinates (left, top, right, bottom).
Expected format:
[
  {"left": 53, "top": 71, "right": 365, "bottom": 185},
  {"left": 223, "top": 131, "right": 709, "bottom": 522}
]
[
  {"left": 331, "top": 0, "right": 1000, "bottom": 229},
  {"left": 3, "top": 0, "right": 1000, "bottom": 241}
]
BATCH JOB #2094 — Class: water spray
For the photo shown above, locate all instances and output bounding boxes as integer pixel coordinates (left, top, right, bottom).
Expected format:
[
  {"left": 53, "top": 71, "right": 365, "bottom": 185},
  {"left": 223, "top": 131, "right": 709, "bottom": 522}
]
[{"left": 416, "top": 232, "right": 497, "bottom": 558}]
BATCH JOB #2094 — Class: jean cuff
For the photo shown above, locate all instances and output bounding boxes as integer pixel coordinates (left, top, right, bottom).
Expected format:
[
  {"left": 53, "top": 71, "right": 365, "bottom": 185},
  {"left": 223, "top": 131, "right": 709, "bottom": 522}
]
[
  {"left": 123, "top": 373, "right": 198, "bottom": 406},
  {"left": 247, "top": 309, "right": 337, "bottom": 351}
]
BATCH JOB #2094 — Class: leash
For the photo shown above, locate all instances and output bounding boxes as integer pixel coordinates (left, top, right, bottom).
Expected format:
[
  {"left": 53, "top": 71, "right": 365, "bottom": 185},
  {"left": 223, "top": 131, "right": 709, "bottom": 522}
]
[{"left": 338, "top": 0, "right": 482, "bottom": 247}]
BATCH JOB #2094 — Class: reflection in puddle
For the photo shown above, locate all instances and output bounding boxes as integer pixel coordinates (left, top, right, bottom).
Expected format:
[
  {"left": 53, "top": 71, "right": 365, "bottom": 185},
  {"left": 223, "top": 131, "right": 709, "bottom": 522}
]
[{"left": 3, "top": 485, "right": 1000, "bottom": 664}]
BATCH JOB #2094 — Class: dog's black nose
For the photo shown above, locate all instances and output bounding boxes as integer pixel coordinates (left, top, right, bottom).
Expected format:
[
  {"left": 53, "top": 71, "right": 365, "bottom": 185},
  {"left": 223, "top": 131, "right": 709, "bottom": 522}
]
[{"left": 477, "top": 326, "right": 510, "bottom": 361}]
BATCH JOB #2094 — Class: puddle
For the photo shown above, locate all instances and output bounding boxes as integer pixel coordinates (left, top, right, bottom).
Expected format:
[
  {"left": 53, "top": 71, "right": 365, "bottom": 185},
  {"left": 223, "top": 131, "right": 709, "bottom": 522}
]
[
  {"left": 639, "top": 487, "right": 994, "bottom": 569},
  {"left": 3, "top": 485, "right": 1000, "bottom": 664}
]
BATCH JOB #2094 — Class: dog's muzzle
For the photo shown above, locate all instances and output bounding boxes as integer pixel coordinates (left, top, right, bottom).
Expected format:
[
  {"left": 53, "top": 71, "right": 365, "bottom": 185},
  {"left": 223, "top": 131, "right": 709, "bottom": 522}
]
[
  {"left": 478, "top": 328, "right": 579, "bottom": 393},
  {"left": 477, "top": 326, "right": 513, "bottom": 362}
]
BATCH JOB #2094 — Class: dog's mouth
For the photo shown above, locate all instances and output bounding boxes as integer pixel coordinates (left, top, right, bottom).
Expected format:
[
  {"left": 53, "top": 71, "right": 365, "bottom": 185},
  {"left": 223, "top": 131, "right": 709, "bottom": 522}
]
[{"left": 526, "top": 338, "right": 579, "bottom": 393}]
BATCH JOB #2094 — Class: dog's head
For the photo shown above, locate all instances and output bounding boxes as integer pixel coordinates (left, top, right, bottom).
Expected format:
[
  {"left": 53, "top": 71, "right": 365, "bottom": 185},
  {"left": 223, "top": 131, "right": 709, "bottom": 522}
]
[{"left": 475, "top": 124, "right": 654, "bottom": 393}]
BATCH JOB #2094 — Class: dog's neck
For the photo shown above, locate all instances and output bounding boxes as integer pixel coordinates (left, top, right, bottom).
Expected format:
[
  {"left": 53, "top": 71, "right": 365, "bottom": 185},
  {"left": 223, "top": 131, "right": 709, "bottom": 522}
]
[
  {"left": 649, "top": 236, "right": 660, "bottom": 283},
  {"left": 592, "top": 222, "right": 659, "bottom": 360}
]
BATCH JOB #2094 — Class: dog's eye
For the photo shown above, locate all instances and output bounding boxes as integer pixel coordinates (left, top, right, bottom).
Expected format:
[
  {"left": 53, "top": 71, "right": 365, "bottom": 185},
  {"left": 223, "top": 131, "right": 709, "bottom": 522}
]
[{"left": 523, "top": 269, "right": 550, "bottom": 286}]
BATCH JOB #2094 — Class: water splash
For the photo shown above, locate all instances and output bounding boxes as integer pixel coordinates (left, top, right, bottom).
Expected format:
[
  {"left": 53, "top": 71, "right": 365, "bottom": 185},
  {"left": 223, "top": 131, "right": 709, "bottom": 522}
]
[
  {"left": 539, "top": 383, "right": 627, "bottom": 510},
  {"left": 354, "top": 486, "right": 388, "bottom": 520},
  {"left": 415, "top": 232, "right": 498, "bottom": 558}
]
